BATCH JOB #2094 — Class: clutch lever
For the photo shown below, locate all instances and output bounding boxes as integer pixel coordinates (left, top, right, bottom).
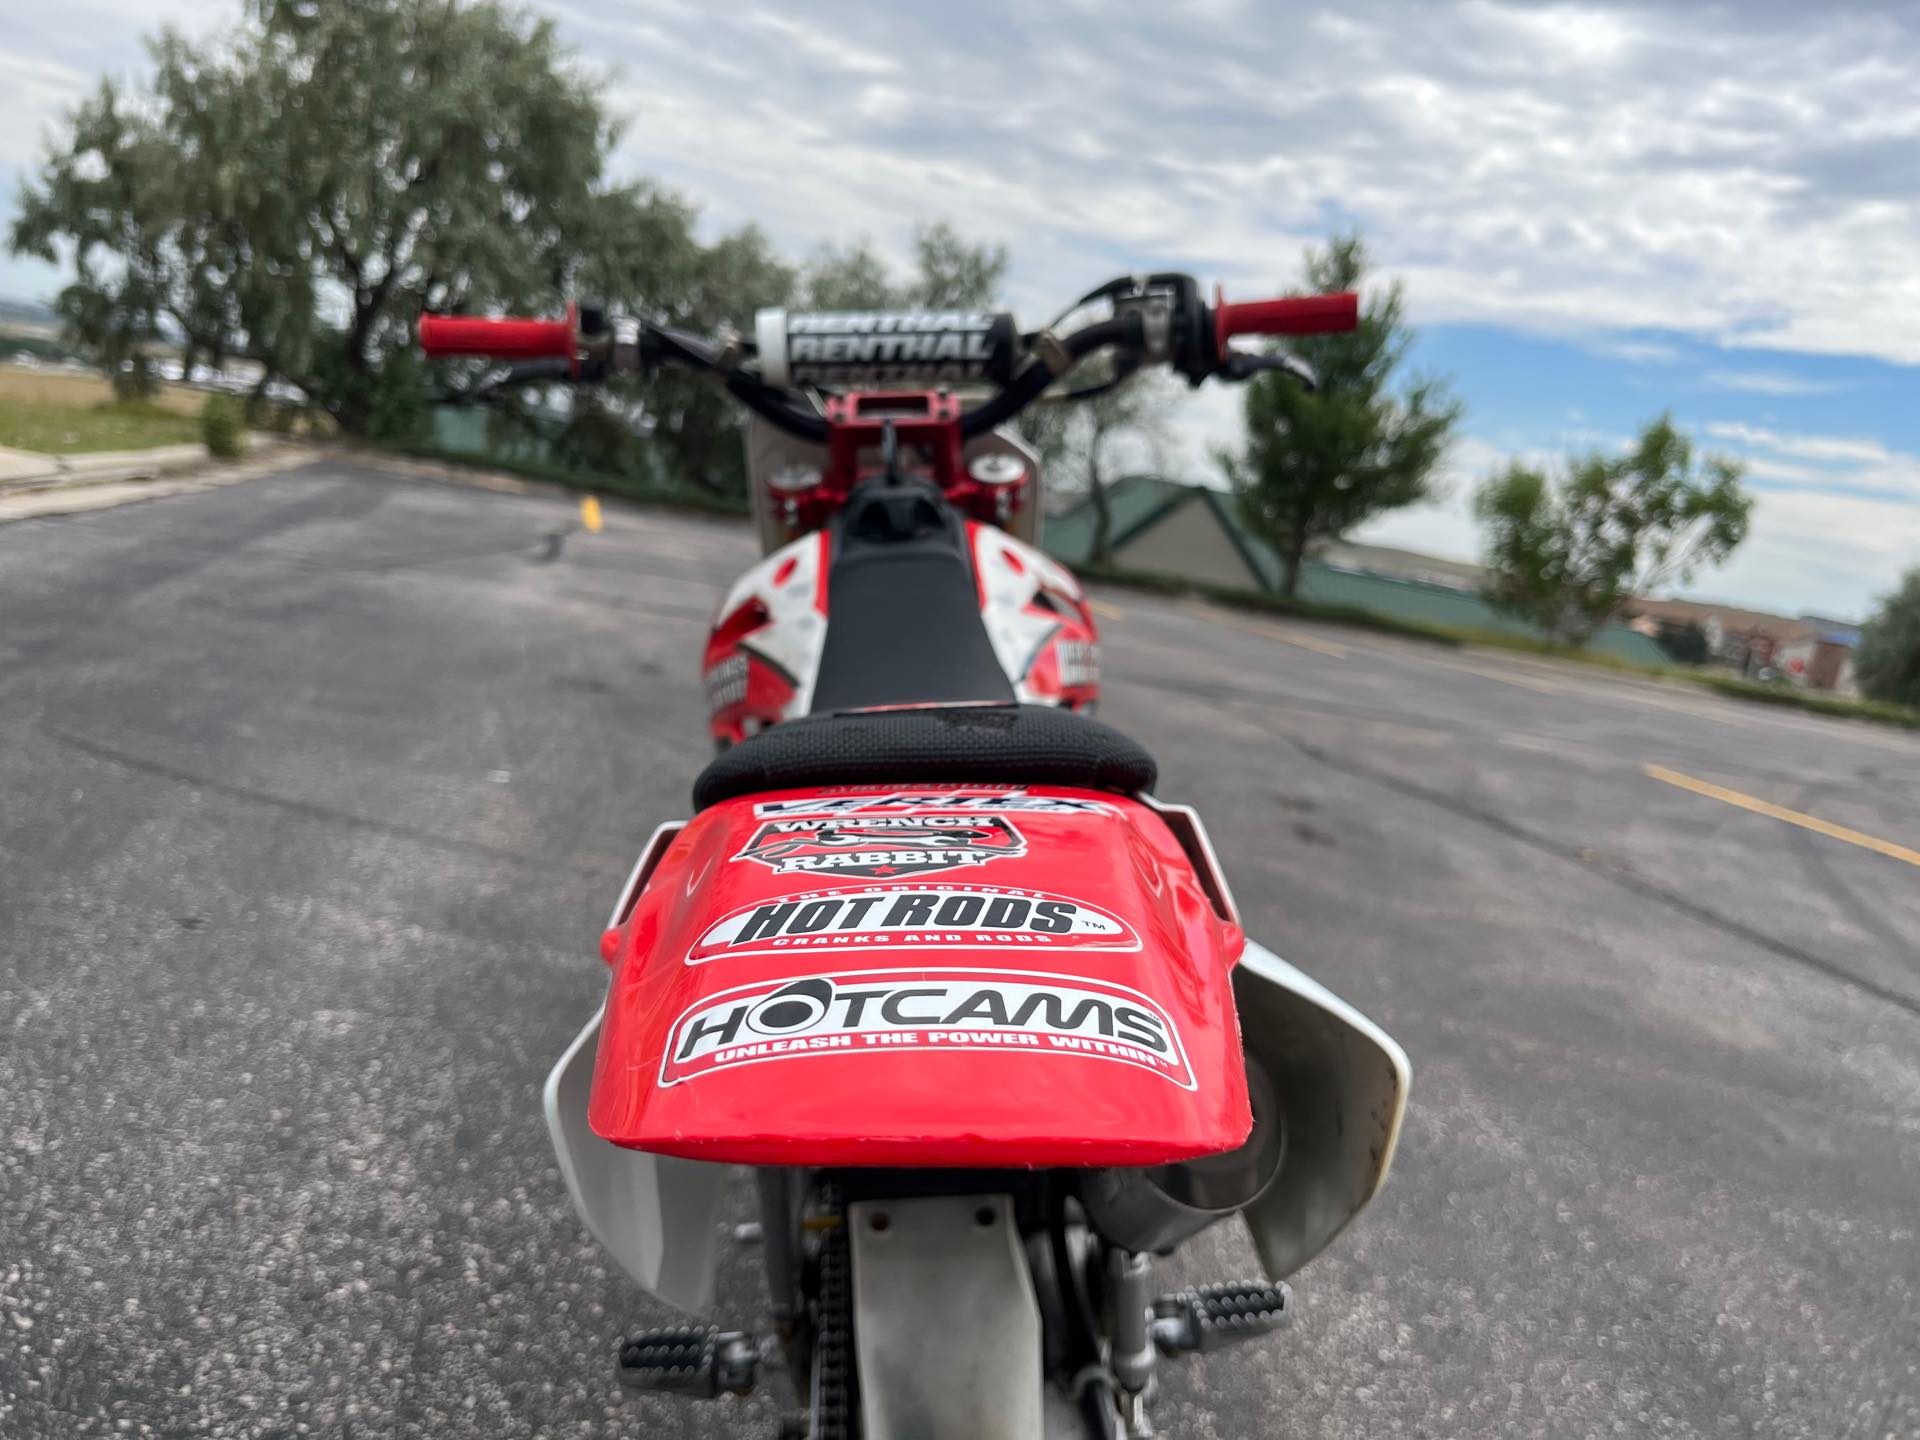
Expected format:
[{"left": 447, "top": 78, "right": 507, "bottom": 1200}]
[
  {"left": 1218, "top": 350, "right": 1318, "bottom": 391},
  {"left": 440, "top": 356, "right": 577, "bottom": 406}
]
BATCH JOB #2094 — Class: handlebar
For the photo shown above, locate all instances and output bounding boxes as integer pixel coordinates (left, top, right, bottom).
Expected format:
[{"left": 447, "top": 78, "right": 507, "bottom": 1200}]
[
  {"left": 419, "top": 304, "right": 580, "bottom": 375},
  {"left": 1212, "top": 288, "right": 1358, "bottom": 356},
  {"left": 416, "top": 278, "right": 1358, "bottom": 442}
]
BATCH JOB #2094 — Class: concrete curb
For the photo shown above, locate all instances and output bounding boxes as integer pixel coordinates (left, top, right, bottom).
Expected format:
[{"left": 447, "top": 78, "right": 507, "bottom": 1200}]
[
  {"left": 0, "top": 441, "right": 219, "bottom": 496},
  {"left": 0, "top": 441, "right": 322, "bottom": 524}
]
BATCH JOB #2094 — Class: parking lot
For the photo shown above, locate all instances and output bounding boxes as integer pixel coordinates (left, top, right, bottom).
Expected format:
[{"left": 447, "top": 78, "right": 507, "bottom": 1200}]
[{"left": 2, "top": 460, "right": 1915, "bottom": 1437}]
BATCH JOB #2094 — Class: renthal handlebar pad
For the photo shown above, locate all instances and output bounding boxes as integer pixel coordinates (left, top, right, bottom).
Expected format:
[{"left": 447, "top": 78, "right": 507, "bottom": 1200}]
[{"left": 754, "top": 308, "right": 1020, "bottom": 389}]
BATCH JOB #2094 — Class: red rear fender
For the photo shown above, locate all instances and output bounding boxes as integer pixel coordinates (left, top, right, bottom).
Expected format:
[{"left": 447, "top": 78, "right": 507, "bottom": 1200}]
[{"left": 588, "top": 784, "right": 1250, "bottom": 1167}]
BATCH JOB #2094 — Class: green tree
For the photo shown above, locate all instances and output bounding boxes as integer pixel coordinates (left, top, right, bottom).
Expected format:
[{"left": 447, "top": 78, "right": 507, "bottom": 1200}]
[
  {"left": 799, "top": 223, "right": 1008, "bottom": 312},
  {"left": 10, "top": 0, "right": 690, "bottom": 432},
  {"left": 633, "top": 224, "right": 797, "bottom": 494},
  {"left": 1854, "top": 569, "right": 1920, "bottom": 706},
  {"left": 906, "top": 221, "right": 1009, "bottom": 309},
  {"left": 800, "top": 242, "right": 898, "bottom": 311},
  {"left": 1474, "top": 415, "right": 1753, "bottom": 646},
  {"left": 1216, "top": 234, "right": 1460, "bottom": 598},
  {"left": 1018, "top": 363, "right": 1178, "bottom": 564}
]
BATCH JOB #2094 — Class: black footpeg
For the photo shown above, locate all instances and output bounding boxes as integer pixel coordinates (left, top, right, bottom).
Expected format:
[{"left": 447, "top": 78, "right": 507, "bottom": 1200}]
[
  {"left": 617, "top": 1325, "right": 758, "bottom": 1398},
  {"left": 1152, "top": 1279, "right": 1293, "bottom": 1356}
]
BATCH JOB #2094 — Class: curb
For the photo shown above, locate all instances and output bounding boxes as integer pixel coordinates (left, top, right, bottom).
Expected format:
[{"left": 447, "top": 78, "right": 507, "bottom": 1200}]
[
  {"left": 0, "top": 442, "right": 320, "bottom": 524},
  {"left": 0, "top": 443, "right": 215, "bottom": 497}
]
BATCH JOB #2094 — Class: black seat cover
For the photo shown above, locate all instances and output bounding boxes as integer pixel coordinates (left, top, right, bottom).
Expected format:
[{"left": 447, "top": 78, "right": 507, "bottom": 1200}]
[
  {"left": 692, "top": 704, "right": 1157, "bottom": 811},
  {"left": 807, "top": 478, "right": 1016, "bottom": 714}
]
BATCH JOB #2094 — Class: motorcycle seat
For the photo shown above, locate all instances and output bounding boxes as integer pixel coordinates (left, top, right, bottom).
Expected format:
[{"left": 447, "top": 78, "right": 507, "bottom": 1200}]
[{"left": 691, "top": 703, "right": 1157, "bottom": 811}]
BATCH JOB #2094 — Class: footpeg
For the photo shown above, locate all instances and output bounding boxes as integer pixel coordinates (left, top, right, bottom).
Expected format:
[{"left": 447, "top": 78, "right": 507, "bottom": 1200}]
[
  {"left": 617, "top": 1325, "right": 759, "bottom": 1398},
  {"left": 1152, "top": 1280, "right": 1292, "bottom": 1356}
]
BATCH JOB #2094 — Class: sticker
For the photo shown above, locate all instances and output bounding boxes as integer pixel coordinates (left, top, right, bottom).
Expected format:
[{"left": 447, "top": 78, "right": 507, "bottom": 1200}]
[
  {"left": 752, "top": 789, "right": 1112, "bottom": 817},
  {"left": 1056, "top": 640, "right": 1099, "bottom": 688},
  {"left": 658, "top": 967, "right": 1194, "bottom": 1089},
  {"left": 704, "top": 654, "right": 749, "bottom": 714},
  {"left": 686, "top": 885, "right": 1140, "bottom": 964},
  {"left": 733, "top": 815, "right": 1027, "bottom": 879}
]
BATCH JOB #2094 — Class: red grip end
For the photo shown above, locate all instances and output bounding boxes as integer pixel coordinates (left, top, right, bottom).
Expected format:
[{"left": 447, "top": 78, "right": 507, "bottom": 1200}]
[
  {"left": 418, "top": 303, "right": 578, "bottom": 373},
  {"left": 1213, "top": 289, "right": 1359, "bottom": 359}
]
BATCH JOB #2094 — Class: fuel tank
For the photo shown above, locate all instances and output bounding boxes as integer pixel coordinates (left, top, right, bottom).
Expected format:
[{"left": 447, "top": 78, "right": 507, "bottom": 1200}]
[{"left": 588, "top": 784, "right": 1251, "bottom": 1168}]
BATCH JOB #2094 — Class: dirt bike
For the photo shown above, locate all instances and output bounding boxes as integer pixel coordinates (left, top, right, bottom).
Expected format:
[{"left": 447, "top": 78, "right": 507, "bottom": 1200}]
[{"left": 419, "top": 274, "right": 1408, "bottom": 1438}]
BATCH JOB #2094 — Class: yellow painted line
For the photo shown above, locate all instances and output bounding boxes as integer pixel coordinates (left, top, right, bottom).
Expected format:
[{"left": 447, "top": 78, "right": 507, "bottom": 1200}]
[
  {"left": 1181, "top": 601, "right": 1348, "bottom": 659},
  {"left": 1280, "top": 628, "right": 1352, "bottom": 660},
  {"left": 1423, "top": 655, "right": 1561, "bottom": 694},
  {"left": 580, "top": 495, "right": 603, "bottom": 533},
  {"left": 1087, "top": 598, "right": 1127, "bottom": 622},
  {"left": 1644, "top": 764, "right": 1920, "bottom": 868}
]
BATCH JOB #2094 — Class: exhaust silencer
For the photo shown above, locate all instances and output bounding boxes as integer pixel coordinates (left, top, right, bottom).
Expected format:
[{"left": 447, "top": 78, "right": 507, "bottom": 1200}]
[{"left": 1082, "top": 1053, "right": 1285, "bottom": 1252}]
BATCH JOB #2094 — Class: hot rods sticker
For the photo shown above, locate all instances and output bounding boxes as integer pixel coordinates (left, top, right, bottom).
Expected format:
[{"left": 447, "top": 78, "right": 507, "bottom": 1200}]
[
  {"left": 732, "top": 814, "right": 1027, "bottom": 879},
  {"left": 686, "top": 884, "right": 1140, "bottom": 964},
  {"left": 658, "top": 968, "right": 1194, "bottom": 1089}
]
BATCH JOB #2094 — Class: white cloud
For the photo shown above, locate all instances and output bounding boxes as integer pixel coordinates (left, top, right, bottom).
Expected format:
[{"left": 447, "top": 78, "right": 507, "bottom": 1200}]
[
  {"left": 589, "top": 2, "right": 1920, "bottom": 363},
  {"left": 1586, "top": 339, "right": 1684, "bottom": 366},
  {"left": 1701, "top": 423, "right": 1920, "bottom": 507},
  {"left": 1684, "top": 488, "right": 1920, "bottom": 619},
  {"left": 740, "top": 11, "right": 900, "bottom": 77},
  {"left": 1703, "top": 369, "right": 1846, "bottom": 396},
  {"left": 12, "top": 0, "right": 1920, "bottom": 367},
  {"left": 1702, "top": 423, "right": 1900, "bottom": 470}
]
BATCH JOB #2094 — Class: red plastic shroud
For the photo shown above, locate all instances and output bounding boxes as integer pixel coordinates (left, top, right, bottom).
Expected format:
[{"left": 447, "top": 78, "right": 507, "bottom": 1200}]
[{"left": 589, "top": 784, "right": 1251, "bottom": 1168}]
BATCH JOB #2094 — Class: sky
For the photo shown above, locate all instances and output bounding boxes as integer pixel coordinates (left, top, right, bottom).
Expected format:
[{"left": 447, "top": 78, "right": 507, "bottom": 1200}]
[{"left": 5, "top": 1, "right": 1920, "bottom": 620}]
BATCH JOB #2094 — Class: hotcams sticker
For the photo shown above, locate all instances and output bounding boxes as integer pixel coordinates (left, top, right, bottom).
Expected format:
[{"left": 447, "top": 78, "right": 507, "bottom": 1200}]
[
  {"left": 658, "top": 968, "right": 1194, "bottom": 1089},
  {"left": 686, "top": 884, "right": 1141, "bottom": 964},
  {"left": 733, "top": 814, "right": 1026, "bottom": 879}
]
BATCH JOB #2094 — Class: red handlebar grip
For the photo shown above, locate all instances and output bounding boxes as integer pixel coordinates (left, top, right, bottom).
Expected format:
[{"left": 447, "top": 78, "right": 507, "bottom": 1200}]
[
  {"left": 1214, "top": 291, "right": 1359, "bottom": 356},
  {"left": 418, "top": 305, "right": 578, "bottom": 372}
]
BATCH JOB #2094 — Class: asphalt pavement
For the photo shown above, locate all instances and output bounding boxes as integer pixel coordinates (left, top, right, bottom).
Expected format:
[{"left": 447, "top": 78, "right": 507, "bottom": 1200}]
[{"left": 2, "top": 459, "right": 1915, "bottom": 1438}]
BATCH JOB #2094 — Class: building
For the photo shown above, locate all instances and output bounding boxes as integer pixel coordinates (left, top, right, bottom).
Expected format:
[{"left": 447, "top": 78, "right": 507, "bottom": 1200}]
[
  {"left": 1623, "top": 597, "right": 1860, "bottom": 693},
  {"left": 1044, "top": 476, "right": 1670, "bottom": 666}
]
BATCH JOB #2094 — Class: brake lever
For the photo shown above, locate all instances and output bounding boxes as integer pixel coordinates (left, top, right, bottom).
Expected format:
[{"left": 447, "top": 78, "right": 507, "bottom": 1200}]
[
  {"left": 1217, "top": 350, "right": 1318, "bottom": 391},
  {"left": 440, "top": 356, "right": 577, "bottom": 406}
]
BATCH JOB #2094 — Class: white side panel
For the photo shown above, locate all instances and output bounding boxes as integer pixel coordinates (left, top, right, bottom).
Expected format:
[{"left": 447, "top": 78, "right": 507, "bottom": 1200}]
[
  {"left": 543, "top": 1007, "right": 732, "bottom": 1312},
  {"left": 851, "top": 1194, "right": 1042, "bottom": 1440},
  {"left": 1234, "top": 940, "right": 1410, "bottom": 1279},
  {"left": 710, "top": 530, "right": 829, "bottom": 718},
  {"left": 972, "top": 525, "right": 1091, "bottom": 703}
]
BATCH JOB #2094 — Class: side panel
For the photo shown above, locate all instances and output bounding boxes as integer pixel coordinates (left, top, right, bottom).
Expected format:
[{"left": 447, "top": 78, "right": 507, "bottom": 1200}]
[
  {"left": 703, "top": 531, "right": 828, "bottom": 744},
  {"left": 971, "top": 524, "right": 1100, "bottom": 711},
  {"left": 590, "top": 785, "right": 1250, "bottom": 1168},
  {"left": 1233, "top": 940, "right": 1410, "bottom": 1279},
  {"left": 543, "top": 1006, "right": 732, "bottom": 1311}
]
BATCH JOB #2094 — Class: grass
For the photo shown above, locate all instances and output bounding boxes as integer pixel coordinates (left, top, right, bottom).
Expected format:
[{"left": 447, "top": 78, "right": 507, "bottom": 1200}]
[
  {"left": 1694, "top": 675, "right": 1920, "bottom": 730},
  {"left": 0, "top": 365, "right": 204, "bottom": 454},
  {"left": 1080, "top": 558, "right": 1920, "bottom": 732},
  {"left": 371, "top": 438, "right": 753, "bottom": 518}
]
